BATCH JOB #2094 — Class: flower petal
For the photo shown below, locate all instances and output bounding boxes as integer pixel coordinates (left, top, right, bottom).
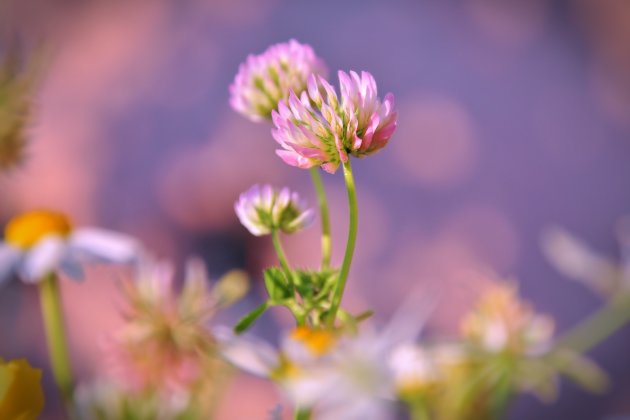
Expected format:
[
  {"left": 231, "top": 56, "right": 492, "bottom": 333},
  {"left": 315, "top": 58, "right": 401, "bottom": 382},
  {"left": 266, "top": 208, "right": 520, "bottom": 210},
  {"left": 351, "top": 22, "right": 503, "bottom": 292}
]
[
  {"left": 213, "top": 326, "right": 278, "bottom": 377},
  {"left": 18, "top": 236, "right": 66, "bottom": 283},
  {"left": 69, "top": 228, "right": 142, "bottom": 263}
]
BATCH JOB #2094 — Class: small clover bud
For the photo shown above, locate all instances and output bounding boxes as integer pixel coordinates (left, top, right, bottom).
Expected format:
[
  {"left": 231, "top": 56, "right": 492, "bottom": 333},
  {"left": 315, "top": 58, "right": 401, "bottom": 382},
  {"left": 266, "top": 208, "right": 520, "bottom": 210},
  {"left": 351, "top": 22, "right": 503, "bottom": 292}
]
[{"left": 234, "top": 185, "right": 314, "bottom": 236}]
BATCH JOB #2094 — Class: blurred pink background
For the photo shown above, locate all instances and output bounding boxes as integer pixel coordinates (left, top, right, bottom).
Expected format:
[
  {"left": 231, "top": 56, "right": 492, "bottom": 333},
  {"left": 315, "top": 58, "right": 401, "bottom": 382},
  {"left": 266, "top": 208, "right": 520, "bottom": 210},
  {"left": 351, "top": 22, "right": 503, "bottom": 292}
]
[{"left": 1, "top": 0, "right": 630, "bottom": 418}]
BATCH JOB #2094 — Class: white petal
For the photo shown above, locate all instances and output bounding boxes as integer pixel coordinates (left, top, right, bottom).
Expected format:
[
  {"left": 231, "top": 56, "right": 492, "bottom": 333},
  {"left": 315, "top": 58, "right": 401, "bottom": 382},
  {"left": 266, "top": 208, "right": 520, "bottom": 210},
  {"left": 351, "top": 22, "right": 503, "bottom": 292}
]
[
  {"left": 213, "top": 326, "right": 278, "bottom": 377},
  {"left": 0, "top": 244, "right": 21, "bottom": 286},
  {"left": 541, "top": 227, "right": 617, "bottom": 285},
  {"left": 284, "top": 367, "right": 340, "bottom": 408},
  {"left": 69, "top": 228, "right": 142, "bottom": 263},
  {"left": 389, "top": 344, "right": 439, "bottom": 386},
  {"left": 18, "top": 236, "right": 67, "bottom": 283},
  {"left": 377, "top": 290, "right": 437, "bottom": 352}
]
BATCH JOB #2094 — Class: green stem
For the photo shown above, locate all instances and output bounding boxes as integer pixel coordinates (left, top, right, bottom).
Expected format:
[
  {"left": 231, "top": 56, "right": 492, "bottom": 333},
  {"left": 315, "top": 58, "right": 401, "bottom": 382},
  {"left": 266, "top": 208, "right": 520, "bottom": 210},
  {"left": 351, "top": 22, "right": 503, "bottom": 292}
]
[
  {"left": 309, "top": 168, "right": 331, "bottom": 270},
  {"left": 491, "top": 377, "right": 513, "bottom": 420},
  {"left": 271, "top": 228, "right": 294, "bottom": 289},
  {"left": 555, "top": 295, "right": 630, "bottom": 354},
  {"left": 328, "top": 160, "right": 358, "bottom": 326},
  {"left": 409, "top": 401, "right": 430, "bottom": 420},
  {"left": 286, "top": 300, "right": 306, "bottom": 327},
  {"left": 295, "top": 408, "right": 312, "bottom": 420},
  {"left": 38, "top": 273, "right": 74, "bottom": 412}
]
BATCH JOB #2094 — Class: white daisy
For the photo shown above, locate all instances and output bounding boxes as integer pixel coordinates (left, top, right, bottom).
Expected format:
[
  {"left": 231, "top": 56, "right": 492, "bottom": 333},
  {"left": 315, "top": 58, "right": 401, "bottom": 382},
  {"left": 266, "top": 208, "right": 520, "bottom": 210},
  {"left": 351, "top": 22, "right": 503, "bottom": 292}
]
[
  {"left": 0, "top": 209, "right": 143, "bottom": 285},
  {"left": 217, "top": 292, "right": 436, "bottom": 420}
]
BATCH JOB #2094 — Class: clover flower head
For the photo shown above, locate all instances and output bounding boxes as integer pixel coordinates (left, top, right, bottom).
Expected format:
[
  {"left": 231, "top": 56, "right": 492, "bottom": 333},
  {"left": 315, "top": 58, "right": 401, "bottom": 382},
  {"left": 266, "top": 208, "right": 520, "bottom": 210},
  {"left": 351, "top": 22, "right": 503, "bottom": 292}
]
[
  {"left": 338, "top": 70, "right": 397, "bottom": 157},
  {"left": 272, "top": 76, "right": 348, "bottom": 173},
  {"left": 108, "top": 258, "right": 221, "bottom": 395},
  {"left": 230, "top": 39, "right": 328, "bottom": 122},
  {"left": 0, "top": 209, "right": 142, "bottom": 285},
  {"left": 461, "top": 283, "right": 554, "bottom": 355},
  {"left": 272, "top": 71, "right": 397, "bottom": 173},
  {"left": 234, "top": 184, "right": 314, "bottom": 236}
]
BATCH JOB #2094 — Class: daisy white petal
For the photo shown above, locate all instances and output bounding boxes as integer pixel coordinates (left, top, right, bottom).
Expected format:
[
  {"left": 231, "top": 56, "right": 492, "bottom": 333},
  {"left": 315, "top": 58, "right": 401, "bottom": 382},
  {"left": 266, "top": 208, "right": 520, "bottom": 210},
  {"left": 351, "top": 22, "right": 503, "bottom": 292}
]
[
  {"left": 18, "top": 236, "right": 66, "bottom": 283},
  {"left": 214, "top": 327, "right": 278, "bottom": 377},
  {"left": 69, "top": 228, "right": 142, "bottom": 263},
  {"left": 2, "top": 209, "right": 144, "bottom": 285}
]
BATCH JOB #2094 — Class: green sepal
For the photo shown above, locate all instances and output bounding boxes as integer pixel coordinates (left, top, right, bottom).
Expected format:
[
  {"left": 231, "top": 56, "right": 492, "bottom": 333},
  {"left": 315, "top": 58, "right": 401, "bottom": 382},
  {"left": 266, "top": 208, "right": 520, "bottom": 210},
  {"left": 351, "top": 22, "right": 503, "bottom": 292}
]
[
  {"left": 333, "top": 309, "right": 375, "bottom": 333},
  {"left": 354, "top": 310, "right": 374, "bottom": 322},
  {"left": 255, "top": 207, "right": 273, "bottom": 229},
  {"left": 293, "top": 269, "right": 338, "bottom": 300},
  {"left": 234, "top": 302, "right": 268, "bottom": 334},
  {"left": 264, "top": 267, "right": 292, "bottom": 301}
]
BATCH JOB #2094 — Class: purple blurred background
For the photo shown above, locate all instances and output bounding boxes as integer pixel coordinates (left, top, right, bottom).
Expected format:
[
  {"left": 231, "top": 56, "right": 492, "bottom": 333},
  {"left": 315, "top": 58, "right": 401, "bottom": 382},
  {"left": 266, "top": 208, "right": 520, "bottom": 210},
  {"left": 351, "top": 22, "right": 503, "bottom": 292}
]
[{"left": 1, "top": 0, "right": 630, "bottom": 418}]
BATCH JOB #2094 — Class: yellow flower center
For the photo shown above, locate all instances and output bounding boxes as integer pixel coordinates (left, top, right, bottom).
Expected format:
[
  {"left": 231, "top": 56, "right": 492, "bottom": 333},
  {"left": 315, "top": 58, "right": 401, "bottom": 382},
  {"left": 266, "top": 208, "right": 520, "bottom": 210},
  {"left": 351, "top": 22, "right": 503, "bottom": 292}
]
[
  {"left": 4, "top": 210, "right": 72, "bottom": 249},
  {"left": 291, "top": 327, "right": 336, "bottom": 356}
]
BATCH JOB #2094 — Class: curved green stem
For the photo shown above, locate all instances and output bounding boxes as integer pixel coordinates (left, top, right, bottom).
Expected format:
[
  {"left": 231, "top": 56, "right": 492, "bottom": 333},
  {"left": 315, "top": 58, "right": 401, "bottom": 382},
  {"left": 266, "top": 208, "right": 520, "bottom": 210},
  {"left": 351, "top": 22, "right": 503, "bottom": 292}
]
[
  {"left": 295, "top": 408, "right": 312, "bottom": 420},
  {"left": 309, "top": 168, "right": 331, "bottom": 269},
  {"left": 555, "top": 294, "right": 630, "bottom": 354},
  {"left": 328, "top": 160, "right": 358, "bottom": 326},
  {"left": 271, "top": 229, "right": 294, "bottom": 289},
  {"left": 38, "top": 273, "right": 74, "bottom": 413}
]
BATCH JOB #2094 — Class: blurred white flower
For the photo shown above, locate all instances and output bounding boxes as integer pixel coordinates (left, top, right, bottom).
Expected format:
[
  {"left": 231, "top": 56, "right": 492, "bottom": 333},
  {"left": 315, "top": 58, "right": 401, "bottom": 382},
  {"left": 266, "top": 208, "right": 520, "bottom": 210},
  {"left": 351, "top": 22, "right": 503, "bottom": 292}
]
[
  {"left": 74, "top": 379, "right": 193, "bottom": 420},
  {"left": 388, "top": 344, "right": 439, "bottom": 395},
  {"left": 218, "top": 292, "right": 435, "bottom": 419},
  {"left": 0, "top": 209, "right": 143, "bottom": 285},
  {"left": 107, "top": 258, "right": 247, "bottom": 397},
  {"left": 541, "top": 227, "right": 630, "bottom": 296},
  {"left": 461, "top": 282, "right": 554, "bottom": 355}
]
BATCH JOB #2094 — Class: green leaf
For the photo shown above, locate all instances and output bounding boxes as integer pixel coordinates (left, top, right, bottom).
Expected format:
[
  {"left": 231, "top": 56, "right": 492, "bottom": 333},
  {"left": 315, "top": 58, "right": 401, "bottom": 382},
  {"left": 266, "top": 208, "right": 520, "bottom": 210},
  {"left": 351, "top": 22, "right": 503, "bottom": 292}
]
[
  {"left": 516, "top": 358, "right": 559, "bottom": 402},
  {"left": 234, "top": 302, "right": 268, "bottom": 334},
  {"left": 354, "top": 310, "right": 374, "bottom": 323},
  {"left": 554, "top": 350, "right": 609, "bottom": 394},
  {"left": 264, "top": 267, "right": 292, "bottom": 301}
]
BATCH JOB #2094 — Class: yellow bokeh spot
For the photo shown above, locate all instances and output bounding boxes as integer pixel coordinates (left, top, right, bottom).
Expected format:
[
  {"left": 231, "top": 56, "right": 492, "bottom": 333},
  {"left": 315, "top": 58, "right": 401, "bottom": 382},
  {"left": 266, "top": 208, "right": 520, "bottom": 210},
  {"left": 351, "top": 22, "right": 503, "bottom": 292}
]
[
  {"left": 5, "top": 210, "right": 72, "bottom": 249},
  {"left": 270, "top": 355, "right": 300, "bottom": 381},
  {"left": 291, "top": 327, "right": 336, "bottom": 356},
  {"left": 0, "top": 358, "right": 45, "bottom": 420},
  {"left": 397, "top": 379, "right": 435, "bottom": 400}
]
